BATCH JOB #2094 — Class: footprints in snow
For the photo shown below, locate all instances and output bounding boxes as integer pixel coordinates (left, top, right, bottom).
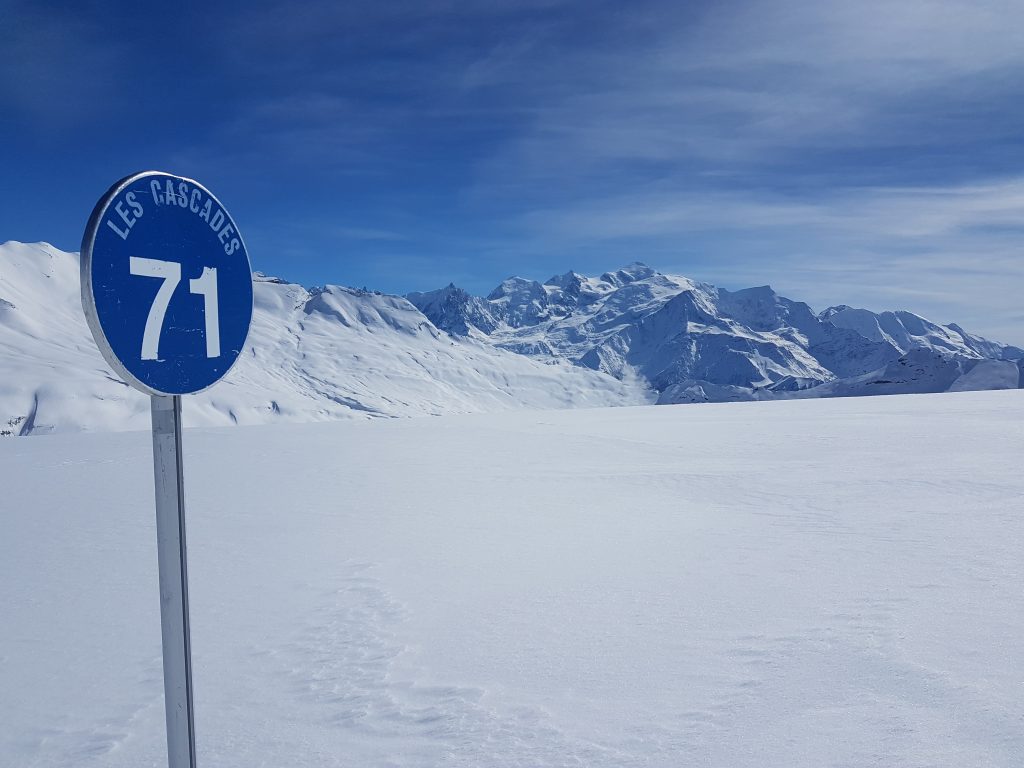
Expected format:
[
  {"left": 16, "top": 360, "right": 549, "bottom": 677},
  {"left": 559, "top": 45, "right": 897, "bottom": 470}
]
[{"left": 266, "top": 562, "right": 626, "bottom": 766}]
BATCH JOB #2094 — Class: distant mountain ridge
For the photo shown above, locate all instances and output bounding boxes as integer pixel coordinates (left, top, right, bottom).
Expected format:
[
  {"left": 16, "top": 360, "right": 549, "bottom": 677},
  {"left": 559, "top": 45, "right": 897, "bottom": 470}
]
[
  {"left": 1, "top": 241, "right": 1020, "bottom": 435},
  {"left": 408, "top": 262, "right": 1023, "bottom": 404}
]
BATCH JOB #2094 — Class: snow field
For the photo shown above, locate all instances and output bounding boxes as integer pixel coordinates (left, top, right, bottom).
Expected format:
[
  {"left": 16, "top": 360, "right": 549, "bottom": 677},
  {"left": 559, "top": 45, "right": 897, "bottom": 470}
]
[{"left": 1, "top": 391, "right": 1023, "bottom": 766}]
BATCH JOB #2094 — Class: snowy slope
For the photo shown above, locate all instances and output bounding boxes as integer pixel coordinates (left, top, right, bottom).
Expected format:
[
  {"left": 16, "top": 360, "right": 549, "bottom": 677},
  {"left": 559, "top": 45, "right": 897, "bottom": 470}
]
[
  {"left": 0, "top": 242, "right": 649, "bottom": 434},
  {"left": 3, "top": 392, "right": 1024, "bottom": 767},
  {"left": 410, "top": 264, "right": 1023, "bottom": 403}
]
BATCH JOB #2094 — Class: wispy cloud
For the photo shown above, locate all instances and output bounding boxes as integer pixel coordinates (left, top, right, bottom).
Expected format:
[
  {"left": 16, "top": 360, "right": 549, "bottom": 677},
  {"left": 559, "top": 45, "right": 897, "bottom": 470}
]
[
  {"left": 474, "top": 2, "right": 1024, "bottom": 183},
  {"left": 524, "top": 180, "right": 1024, "bottom": 240}
]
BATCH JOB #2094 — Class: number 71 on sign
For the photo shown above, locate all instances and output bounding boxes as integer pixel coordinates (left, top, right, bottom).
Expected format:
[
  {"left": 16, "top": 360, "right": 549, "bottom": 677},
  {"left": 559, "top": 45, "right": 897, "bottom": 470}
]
[{"left": 129, "top": 257, "right": 220, "bottom": 360}]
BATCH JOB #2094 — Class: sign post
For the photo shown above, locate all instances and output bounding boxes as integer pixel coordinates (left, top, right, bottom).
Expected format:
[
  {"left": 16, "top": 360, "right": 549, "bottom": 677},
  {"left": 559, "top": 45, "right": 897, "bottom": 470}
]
[
  {"left": 81, "top": 171, "right": 253, "bottom": 768},
  {"left": 150, "top": 394, "right": 196, "bottom": 768}
]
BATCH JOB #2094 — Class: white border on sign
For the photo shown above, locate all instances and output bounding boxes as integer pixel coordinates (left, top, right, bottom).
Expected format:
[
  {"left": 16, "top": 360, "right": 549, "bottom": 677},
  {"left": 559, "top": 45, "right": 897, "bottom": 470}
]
[{"left": 80, "top": 170, "right": 254, "bottom": 397}]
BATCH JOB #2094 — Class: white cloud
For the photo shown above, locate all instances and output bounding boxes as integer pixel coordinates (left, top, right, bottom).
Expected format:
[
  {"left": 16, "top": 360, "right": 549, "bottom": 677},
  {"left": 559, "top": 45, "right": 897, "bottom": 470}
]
[
  {"left": 467, "top": 0, "right": 1024, "bottom": 186},
  {"left": 525, "top": 179, "right": 1024, "bottom": 241}
]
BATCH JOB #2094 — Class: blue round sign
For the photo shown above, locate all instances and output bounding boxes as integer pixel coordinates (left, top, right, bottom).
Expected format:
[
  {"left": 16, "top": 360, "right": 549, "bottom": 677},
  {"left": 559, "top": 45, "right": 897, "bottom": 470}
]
[{"left": 81, "top": 171, "right": 253, "bottom": 396}]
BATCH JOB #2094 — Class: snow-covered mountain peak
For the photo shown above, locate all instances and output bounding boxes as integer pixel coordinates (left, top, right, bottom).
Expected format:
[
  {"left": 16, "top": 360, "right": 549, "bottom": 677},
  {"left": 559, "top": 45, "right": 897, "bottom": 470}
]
[
  {"left": 815, "top": 306, "right": 1021, "bottom": 361},
  {"left": 407, "top": 282, "right": 501, "bottom": 335},
  {"left": 544, "top": 270, "right": 587, "bottom": 289},
  {"left": 818, "top": 304, "right": 851, "bottom": 321},
  {"left": 301, "top": 285, "right": 437, "bottom": 338},
  {"left": 253, "top": 271, "right": 292, "bottom": 285},
  {"left": 483, "top": 276, "right": 562, "bottom": 327},
  {"left": 599, "top": 261, "right": 657, "bottom": 286},
  {"left": 486, "top": 275, "right": 543, "bottom": 301}
]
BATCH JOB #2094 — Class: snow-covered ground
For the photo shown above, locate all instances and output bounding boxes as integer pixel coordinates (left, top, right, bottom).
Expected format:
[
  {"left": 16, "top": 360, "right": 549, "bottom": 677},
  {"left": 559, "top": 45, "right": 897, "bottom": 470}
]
[{"left": 2, "top": 391, "right": 1023, "bottom": 767}]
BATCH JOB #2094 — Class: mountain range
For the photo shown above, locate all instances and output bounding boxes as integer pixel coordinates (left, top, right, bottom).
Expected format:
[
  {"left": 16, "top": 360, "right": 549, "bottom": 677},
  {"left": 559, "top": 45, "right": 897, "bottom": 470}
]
[
  {"left": 408, "top": 262, "right": 1023, "bottom": 404},
  {"left": 1, "top": 241, "right": 1020, "bottom": 434}
]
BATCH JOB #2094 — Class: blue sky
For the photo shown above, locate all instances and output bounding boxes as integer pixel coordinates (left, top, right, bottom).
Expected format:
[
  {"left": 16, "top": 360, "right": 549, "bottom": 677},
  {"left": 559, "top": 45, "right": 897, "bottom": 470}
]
[{"left": 2, "top": 0, "right": 1023, "bottom": 343}]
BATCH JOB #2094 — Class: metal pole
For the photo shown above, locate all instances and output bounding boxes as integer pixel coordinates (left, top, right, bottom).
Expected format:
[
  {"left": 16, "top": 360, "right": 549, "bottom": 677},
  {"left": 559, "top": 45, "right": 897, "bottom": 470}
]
[{"left": 150, "top": 394, "right": 197, "bottom": 768}]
